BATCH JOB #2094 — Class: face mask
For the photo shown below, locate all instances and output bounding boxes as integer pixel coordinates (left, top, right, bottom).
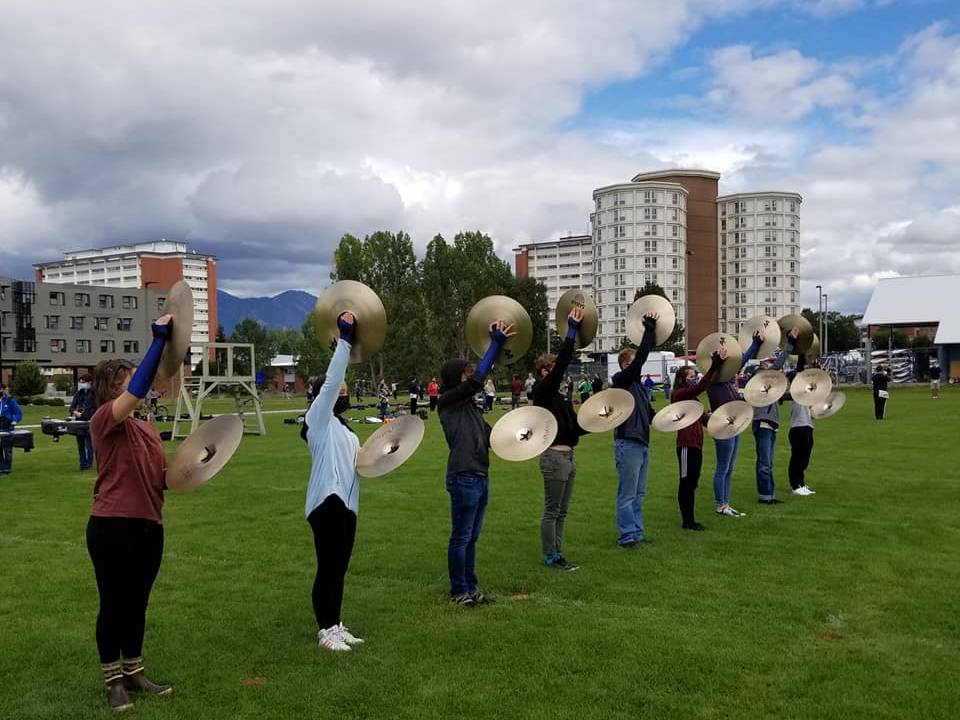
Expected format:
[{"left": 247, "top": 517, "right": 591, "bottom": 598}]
[
  {"left": 334, "top": 395, "right": 350, "bottom": 416},
  {"left": 78, "top": 382, "right": 90, "bottom": 391}
]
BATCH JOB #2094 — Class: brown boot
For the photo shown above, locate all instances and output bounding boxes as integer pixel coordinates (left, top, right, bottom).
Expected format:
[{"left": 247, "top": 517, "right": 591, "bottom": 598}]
[
  {"left": 122, "top": 656, "right": 172, "bottom": 695},
  {"left": 102, "top": 662, "right": 134, "bottom": 712}
]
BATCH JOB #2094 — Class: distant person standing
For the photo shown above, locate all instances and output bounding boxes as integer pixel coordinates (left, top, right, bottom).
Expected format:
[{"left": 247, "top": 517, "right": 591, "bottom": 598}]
[
  {"left": 70, "top": 375, "right": 98, "bottom": 472},
  {"left": 483, "top": 378, "right": 496, "bottom": 412},
  {"left": 872, "top": 365, "right": 890, "bottom": 420},
  {"left": 578, "top": 376, "right": 591, "bottom": 404},
  {"left": 427, "top": 377, "right": 440, "bottom": 411},
  {"left": 524, "top": 373, "right": 536, "bottom": 402},
  {"left": 643, "top": 375, "right": 656, "bottom": 400},
  {"left": 510, "top": 375, "right": 523, "bottom": 409},
  {"left": 930, "top": 365, "right": 941, "bottom": 399},
  {"left": 378, "top": 381, "right": 390, "bottom": 420},
  {"left": 662, "top": 375, "right": 672, "bottom": 401},
  {"left": 591, "top": 375, "right": 604, "bottom": 394},
  {"left": 0, "top": 384, "right": 23, "bottom": 475},
  {"left": 408, "top": 377, "right": 420, "bottom": 416}
]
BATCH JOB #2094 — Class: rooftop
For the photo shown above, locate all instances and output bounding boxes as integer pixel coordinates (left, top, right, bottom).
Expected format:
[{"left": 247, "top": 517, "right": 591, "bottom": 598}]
[
  {"left": 861, "top": 274, "right": 960, "bottom": 344},
  {"left": 631, "top": 168, "right": 721, "bottom": 182},
  {"left": 513, "top": 235, "right": 592, "bottom": 252},
  {"left": 36, "top": 240, "right": 216, "bottom": 268}
]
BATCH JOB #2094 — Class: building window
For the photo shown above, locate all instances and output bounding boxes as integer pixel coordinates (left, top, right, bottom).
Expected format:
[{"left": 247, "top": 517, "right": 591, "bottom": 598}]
[
  {"left": 50, "top": 338, "right": 66, "bottom": 353},
  {"left": 76, "top": 339, "right": 91, "bottom": 353},
  {"left": 74, "top": 292, "right": 90, "bottom": 307},
  {"left": 616, "top": 274, "right": 626, "bottom": 287},
  {"left": 121, "top": 295, "right": 138, "bottom": 310},
  {"left": 98, "top": 294, "right": 114, "bottom": 309},
  {"left": 616, "top": 225, "right": 626, "bottom": 238},
  {"left": 643, "top": 240, "right": 656, "bottom": 253},
  {"left": 123, "top": 340, "right": 140, "bottom": 353},
  {"left": 671, "top": 257, "right": 679, "bottom": 269},
  {"left": 789, "top": 201, "right": 797, "bottom": 212},
  {"left": 643, "top": 190, "right": 654, "bottom": 203},
  {"left": 644, "top": 257, "right": 658, "bottom": 269},
  {"left": 68, "top": 316, "right": 83, "bottom": 330},
  {"left": 615, "top": 257, "right": 626, "bottom": 270},
  {"left": 643, "top": 207, "right": 657, "bottom": 220},
  {"left": 44, "top": 315, "right": 60, "bottom": 329},
  {"left": 764, "top": 276, "right": 779, "bottom": 288},
  {"left": 49, "top": 291, "right": 65, "bottom": 306},
  {"left": 789, "top": 261, "right": 796, "bottom": 273},
  {"left": 101, "top": 340, "right": 115, "bottom": 353},
  {"left": 790, "top": 277, "right": 797, "bottom": 288},
  {"left": 644, "top": 272, "right": 657, "bottom": 285}
]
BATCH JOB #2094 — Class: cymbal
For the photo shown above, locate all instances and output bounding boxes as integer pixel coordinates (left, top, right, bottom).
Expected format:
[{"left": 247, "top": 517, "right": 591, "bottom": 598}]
[
  {"left": 314, "top": 280, "right": 387, "bottom": 363},
  {"left": 743, "top": 370, "right": 789, "bottom": 408},
  {"left": 651, "top": 400, "right": 705, "bottom": 433},
  {"left": 739, "top": 315, "right": 781, "bottom": 359},
  {"left": 810, "top": 391, "right": 846, "bottom": 419},
  {"left": 166, "top": 415, "right": 244, "bottom": 493},
  {"left": 357, "top": 415, "right": 425, "bottom": 478},
  {"left": 625, "top": 295, "right": 676, "bottom": 346},
  {"left": 707, "top": 400, "right": 754, "bottom": 439},
  {"left": 777, "top": 314, "right": 815, "bottom": 354},
  {"left": 695, "top": 333, "right": 743, "bottom": 382},
  {"left": 157, "top": 281, "right": 194, "bottom": 380},
  {"left": 465, "top": 295, "right": 532, "bottom": 365},
  {"left": 790, "top": 369, "right": 833, "bottom": 407},
  {"left": 790, "top": 334, "right": 821, "bottom": 365},
  {"left": 490, "top": 406, "right": 558, "bottom": 462},
  {"left": 555, "top": 289, "right": 598, "bottom": 349},
  {"left": 577, "top": 389, "right": 635, "bottom": 433}
]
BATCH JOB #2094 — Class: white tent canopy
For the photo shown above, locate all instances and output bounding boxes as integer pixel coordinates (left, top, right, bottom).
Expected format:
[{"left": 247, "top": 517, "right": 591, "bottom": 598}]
[{"left": 862, "top": 274, "right": 960, "bottom": 344}]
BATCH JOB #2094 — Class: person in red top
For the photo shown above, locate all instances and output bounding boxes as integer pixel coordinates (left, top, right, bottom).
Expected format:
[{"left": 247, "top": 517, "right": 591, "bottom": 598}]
[
  {"left": 86, "top": 314, "right": 174, "bottom": 712},
  {"left": 427, "top": 377, "right": 440, "bottom": 412},
  {"left": 670, "top": 348, "right": 726, "bottom": 531},
  {"left": 510, "top": 375, "right": 523, "bottom": 409}
]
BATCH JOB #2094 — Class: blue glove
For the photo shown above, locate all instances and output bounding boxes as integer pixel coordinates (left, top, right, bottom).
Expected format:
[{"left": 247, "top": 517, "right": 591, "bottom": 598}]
[
  {"left": 152, "top": 321, "right": 173, "bottom": 340},
  {"left": 128, "top": 322, "right": 171, "bottom": 398},
  {"left": 338, "top": 313, "right": 356, "bottom": 343},
  {"left": 475, "top": 325, "right": 507, "bottom": 378},
  {"left": 566, "top": 314, "right": 582, "bottom": 341}
]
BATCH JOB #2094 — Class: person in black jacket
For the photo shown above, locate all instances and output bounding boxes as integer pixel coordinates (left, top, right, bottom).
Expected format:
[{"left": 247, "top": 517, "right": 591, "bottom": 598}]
[
  {"left": 438, "top": 320, "right": 514, "bottom": 607},
  {"left": 533, "top": 308, "right": 587, "bottom": 571},
  {"left": 69, "top": 374, "right": 98, "bottom": 471},
  {"left": 872, "top": 365, "right": 890, "bottom": 420}
]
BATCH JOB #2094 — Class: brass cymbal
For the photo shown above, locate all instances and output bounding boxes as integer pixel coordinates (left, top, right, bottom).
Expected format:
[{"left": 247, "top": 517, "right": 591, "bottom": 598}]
[
  {"left": 777, "top": 314, "right": 815, "bottom": 354},
  {"left": 810, "top": 391, "right": 846, "bottom": 419},
  {"left": 707, "top": 400, "right": 754, "bottom": 440},
  {"left": 577, "top": 388, "right": 635, "bottom": 433},
  {"left": 357, "top": 415, "right": 425, "bottom": 478},
  {"left": 490, "top": 406, "right": 558, "bottom": 462},
  {"left": 555, "top": 289, "right": 598, "bottom": 349},
  {"left": 695, "top": 333, "right": 743, "bottom": 382},
  {"left": 739, "top": 315, "right": 781, "bottom": 359},
  {"left": 625, "top": 294, "right": 676, "bottom": 346},
  {"left": 651, "top": 400, "right": 705, "bottom": 433},
  {"left": 789, "top": 369, "right": 833, "bottom": 407},
  {"left": 789, "top": 334, "right": 821, "bottom": 365},
  {"left": 743, "top": 370, "right": 789, "bottom": 408},
  {"left": 157, "top": 281, "right": 194, "bottom": 380},
  {"left": 465, "top": 295, "right": 533, "bottom": 365},
  {"left": 166, "top": 415, "right": 244, "bottom": 493},
  {"left": 313, "top": 280, "right": 387, "bottom": 364}
]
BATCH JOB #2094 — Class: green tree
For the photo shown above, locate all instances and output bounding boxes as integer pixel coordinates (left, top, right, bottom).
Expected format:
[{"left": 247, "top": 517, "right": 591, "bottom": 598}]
[
  {"left": 871, "top": 328, "right": 910, "bottom": 350},
  {"left": 632, "top": 283, "right": 686, "bottom": 355},
  {"left": 230, "top": 318, "right": 277, "bottom": 376},
  {"left": 296, "top": 316, "right": 333, "bottom": 382},
  {"left": 800, "top": 308, "right": 863, "bottom": 352},
  {"left": 11, "top": 361, "right": 45, "bottom": 398}
]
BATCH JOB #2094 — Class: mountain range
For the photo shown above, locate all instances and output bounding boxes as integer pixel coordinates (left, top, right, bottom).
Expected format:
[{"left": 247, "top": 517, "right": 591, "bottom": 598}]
[{"left": 217, "top": 289, "right": 317, "bottom": 334}]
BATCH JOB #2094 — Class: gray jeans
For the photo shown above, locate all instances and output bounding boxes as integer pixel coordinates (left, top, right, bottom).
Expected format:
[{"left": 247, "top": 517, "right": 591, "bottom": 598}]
[{"left": 539, "top": 448, "right": 576, "bottom": 556}]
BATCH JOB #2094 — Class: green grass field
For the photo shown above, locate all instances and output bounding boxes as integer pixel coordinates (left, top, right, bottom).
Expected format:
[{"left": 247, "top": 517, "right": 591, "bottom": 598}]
[{"left": 1, "top": 386, "right": 958, "bottom": 719}]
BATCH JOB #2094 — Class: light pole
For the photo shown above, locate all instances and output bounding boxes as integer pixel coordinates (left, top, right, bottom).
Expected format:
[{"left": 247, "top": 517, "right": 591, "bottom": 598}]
[
  {"left": 816, "top": 284, "right": 823, "bottom": 342},
  {"left": 823, "top": 293, "right": 829, "bottom": 357}
]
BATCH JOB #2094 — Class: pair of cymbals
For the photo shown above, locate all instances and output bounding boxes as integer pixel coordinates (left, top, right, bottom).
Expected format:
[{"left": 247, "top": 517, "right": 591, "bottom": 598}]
[
  {"left": 491, "top": 406, "right": 558, "bottom": 461},
  {"left": 707, "top": 400, "right": 754, "bottom": 439},
  {"left": 743, "top": 370, "right": 789, "bottom": 408},
  {"left": 790, "top": 369, "right": 833, "bottom": 406},
  {"left": 157, "top": 281, "right": 195, "bottom": 379},
  {"left": 625, "top": 295, "right": 676, "bottom": 347},
  {"left": 739, "top": 315, "right": 781, "bottom": 360},
  {"left": 578, "top": 389, "right": 635, "bottom": 433},
  {"left": 695, "top": 333, "right": 743, "bottom": 382},
  {"left": 789, "top": 334, "right": 822, "bottom": 365},
  {"left": 778, "top": 314, "right": 815, "bottom": 354},
  {"left": 555, "top": 289, "right": 598, "bottom": 349},
  {"left": 314, "top": 280, "right": 387, "bottom": 363},
  {"left": 466, "top": 295, "right": 533, "bottom": 365},
  {"left": 357, "top": 415, "right": 425, "bottom": 478},
  {"left": 166, "top": 415, "right": 244, "bottom": 493},
  {"left": 652, "top": 400, "right": 705, "bottom": 433},
  {"left": 810, "top": 391, "right": 846, "bottom": 419}
]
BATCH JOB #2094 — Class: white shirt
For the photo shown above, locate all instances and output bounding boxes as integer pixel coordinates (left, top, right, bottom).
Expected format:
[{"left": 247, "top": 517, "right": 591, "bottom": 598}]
[{"left": 304, "top": 340, "right": 360, "bottom": 517}]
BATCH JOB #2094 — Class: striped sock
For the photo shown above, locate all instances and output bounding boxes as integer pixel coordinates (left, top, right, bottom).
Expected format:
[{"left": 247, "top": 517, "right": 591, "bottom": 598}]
[
  {"left": 121, "top": 656, "right": 144, "bottom": 677},
  {"left": 101, "top": 661, "right": 123, "bottom": 684}
]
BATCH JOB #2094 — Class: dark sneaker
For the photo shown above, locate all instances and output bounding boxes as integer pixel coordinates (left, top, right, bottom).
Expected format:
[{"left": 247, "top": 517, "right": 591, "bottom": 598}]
[
  {"left": 619, "top": 540, "right": 641, "bottom": 549},
  {"left": 450, "top": 593, "right": 476, "bottom": 607},
  {"left": 682, "top": 522, "right": 706, "bottom": 531},
  {"left": 106, "top": 680, "right": 134, "bottom": 712},
  {"left": 469, "top": 589, "right": 496, "bottom": 605},
  {"left": 758, "top": 498, "right": 783, "bottom": 505},
  {"left": 553, "top": 556, "right": 579, "bottom": 571}
]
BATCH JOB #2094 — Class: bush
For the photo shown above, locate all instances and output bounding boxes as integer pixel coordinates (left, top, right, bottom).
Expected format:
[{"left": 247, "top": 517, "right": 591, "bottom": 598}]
[
  {"left": 53, "top": 375, "right": 73, "bottom": 394},
  {"left": 46, "top": 398, "right": 65, "bottom": 406},
  {"left": 11, "top": 361, "right": 46, "bottom": 398}
]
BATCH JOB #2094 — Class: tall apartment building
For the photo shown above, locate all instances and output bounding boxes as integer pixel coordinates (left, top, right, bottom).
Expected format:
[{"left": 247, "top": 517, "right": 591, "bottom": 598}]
[
  {"left": 34, "top": 241, "right": 217, "bottom": 366},
  {"left": 717, "top": 192, "right": 802, "bottom": 335},
  {"left": 513, "top": 234, "right": 593, "bottom": 308}
]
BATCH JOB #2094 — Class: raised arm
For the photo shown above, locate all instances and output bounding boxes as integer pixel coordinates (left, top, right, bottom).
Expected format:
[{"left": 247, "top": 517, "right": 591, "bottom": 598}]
[
  {"left": 673, "top": 352, "right": 724, "bottom": 401},
  {"left": 613, "top": 314, "right": 657, "bottom": 389},
  {"left": 439, "top": 320, "right": 514, "bottom": 410},
  {"left": 110, "top": 314, "right": 172, "bottom": 424},
  {"left": 306, "top": 313, "right": 354, "bottom": 430},
  {"left": 534, "top": 310, "right": 580, "bottom": 402},
  {"left": 739, "top": 332, "right": 763, "bottom": 370},
  {"left": 771, "top": 329, "right": 798, "bottom": 371}
]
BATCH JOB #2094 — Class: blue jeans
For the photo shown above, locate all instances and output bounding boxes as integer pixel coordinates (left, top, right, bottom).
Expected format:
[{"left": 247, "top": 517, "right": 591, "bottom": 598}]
[
  {"left": 712, "top": 436, "right": 740, "bottom": 506},
  {"left": 753, "top": 422, "right": 777, "bottom": 500},
  {"left": 446, "top": 472, "right": 489, "bottom": 597},
  {"left": 76, "top": 434, "right": 94, "bottom": 470},
  {"left": 0, "top": 441, "right": 11, "bottom": 472},
  {"left": 614, "top": 438, "right": 649, "bottom": 545}
]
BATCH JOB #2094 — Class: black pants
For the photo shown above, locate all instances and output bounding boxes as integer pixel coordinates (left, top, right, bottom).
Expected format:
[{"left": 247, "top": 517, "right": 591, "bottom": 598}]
[
  {"left": 86, "top": 516, "right": 164, "bottom": 664},
  {"left": 410, "top": 397, "right": 418, "bottom": 415},
  {"left": 308, "top": 495, "right": 357, "bottom": 631},
  {"left": 788, "top": 427, "right": 814, "bottom": 489},
  {"left": 874, "top": 394, "right": 887, "bottom": 420},
  {"left": 430, "top": 396, "right": 438, "bottom": 411},
  {"left": 676, "top": 447, "right": 702, "bottom": 525}
]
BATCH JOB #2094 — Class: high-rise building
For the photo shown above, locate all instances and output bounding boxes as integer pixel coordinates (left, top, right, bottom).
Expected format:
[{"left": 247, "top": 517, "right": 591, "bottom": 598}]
[{"left": 34, "top": 241, "right": 217, "bottom": 366}]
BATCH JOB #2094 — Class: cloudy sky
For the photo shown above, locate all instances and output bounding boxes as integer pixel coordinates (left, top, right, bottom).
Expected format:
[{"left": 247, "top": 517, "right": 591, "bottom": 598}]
[{"left": 1, "top": 0, "right": 959, "bottom": 312}]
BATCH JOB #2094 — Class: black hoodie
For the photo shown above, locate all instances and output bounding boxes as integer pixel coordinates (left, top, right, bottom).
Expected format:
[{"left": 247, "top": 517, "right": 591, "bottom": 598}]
[{"left": 437, "top": 359, "right": 492, "bottom": 476}]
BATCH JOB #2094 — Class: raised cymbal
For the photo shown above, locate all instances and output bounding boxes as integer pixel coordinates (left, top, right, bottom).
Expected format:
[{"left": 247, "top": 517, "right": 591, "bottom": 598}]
[
  {"left": 707, "top": 400, "right": 754, "bottom": 440},
  {"left": 739, "top": 315, "right": 781, "bottom": 359},
  {"left": 357, "top": 415, "right": 425, "bottom": 478},
  {"left": 696, "top": 333, "right": 743, "bottom": 382},
  {"left": 789, "top": 334, "right": 821, "bottom": 365},
  {"left": 490, "top": 406, "right": 558, "bottom": 462},
  {"left": 743, "top": 370, "right": 789, "bottom": 408},
  {"left": 651, "top": 400, "right": 705, "bottom": 433},
  {"left": 157, "top": 280, "right": 194, "bottom": 380},
  {"left": 555, "top": 289, "right": 598, "bottom": 349},
  {"left": 625, "top": 295, "right": 676, "bottom": 346},
  {"left": 778, "top": 314, "right": 815, "bottom": 354},
  {"left": 314, "top": 280, "right": 387, "bottom": 364},
  {"left": 790, "top": 368, "right": 833, "bottom": 407},
  {"left": 166, "top": 415, "right": 244, "bottom": 493},
  {"left": 577, "top": 388, "right": 635, "bottom": 433},
  {"left": 810, "top": 391, "right": 846, "bottom": 419},
  {"left": 465, "top": 295, "right": 532, "bottom": 365}
]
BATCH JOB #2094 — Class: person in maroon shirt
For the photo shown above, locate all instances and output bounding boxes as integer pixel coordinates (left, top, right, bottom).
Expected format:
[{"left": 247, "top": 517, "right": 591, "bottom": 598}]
[
  {"left": 86, "top": 314, "right": 173, "bottom": 712},
  {"left": 510, "top": 375, "right": 523, "bottom": 409},
  {"left": 670, "top": 349, "right": 726, "bottom": 531}
]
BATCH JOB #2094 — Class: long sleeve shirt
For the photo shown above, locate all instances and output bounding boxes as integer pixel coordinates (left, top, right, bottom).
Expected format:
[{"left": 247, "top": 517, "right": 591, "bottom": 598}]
[
  {"left": 0, "top": 396, "right": 23, "bottom": 429},
  {"left": 611, "top": 327, "right": 657, "bottom": 444},
  {"left": 304, "top": 340, "right": 360, "bottom": 517},
  {"left": 706, "top": 337, "right": 762, "bottom": 412},
  {"left": 670, "top": 363, "right": 720, "bottom": 449},
  {"left": 70, "top": 389, "right": 97, "bottom": 421},
  {"left": 438, "top": 377, "right": 492, "bottom": 476},
  {"left": 532, "top": 336, "right": 585, "bottom": 448},
  {"left": 751, "top": 338, "right": 795, "bottom": 429}
]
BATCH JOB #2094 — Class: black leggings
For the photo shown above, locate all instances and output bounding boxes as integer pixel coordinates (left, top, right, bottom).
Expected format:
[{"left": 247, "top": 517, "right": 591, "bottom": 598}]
[
  {"left": 788, "top": 427, "right": 814, "bottom": 489},
  {"left": 874, "top": 394, "right": 887, "bottom": 420},
  {"left": 86, "top": 516, "right": 164, "bottom": 664},
  {"left": 676, "top": 447, "right": 702, "bottom": 525},
  {"left": 308, "top": 495, "right": 357, "bottom": 631}
]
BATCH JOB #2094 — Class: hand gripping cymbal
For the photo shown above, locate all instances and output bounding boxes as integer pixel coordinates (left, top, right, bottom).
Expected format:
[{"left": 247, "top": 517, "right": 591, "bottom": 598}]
[
  {"left": 555, "top": 289, "right": 598, "bottom": 349},
  {"left": 739, "top": 315, "right": 781, "bottom": 360},
  {"left": 465, "top": 295, "right": 533, "bottom": 365},
  {"left": 696, "top": 333, "right": 743, "bottom": 382},
  {"left": 778, "top": 314, "right": 815, "bottom": 355},
  {"left": 313, "top": 280, "right": 387, "bottom": 364},
  {"left": 625, "top": 295, "right": 676, "bottom": 347}
]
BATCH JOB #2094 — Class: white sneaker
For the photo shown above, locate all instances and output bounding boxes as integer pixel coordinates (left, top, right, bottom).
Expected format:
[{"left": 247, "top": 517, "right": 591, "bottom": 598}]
[
  {"left": 338, "top": 623, "right": 364, "bottom": 646},
  {"left": 318, "top": 626, "right": 351, "bottom": 652},
  {"left": 716, "top": 505, "right": 745, "bottom": 517},
  {"left": 804, "top": 486, "right": 816, "bottom": 495},
  {"left": 793, "top": 487, "right": 809, "bottom": 496}
]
